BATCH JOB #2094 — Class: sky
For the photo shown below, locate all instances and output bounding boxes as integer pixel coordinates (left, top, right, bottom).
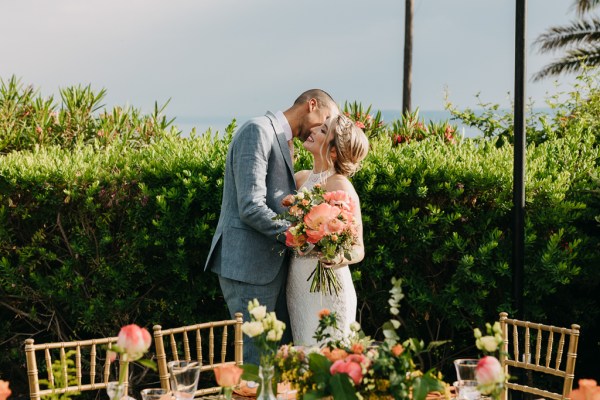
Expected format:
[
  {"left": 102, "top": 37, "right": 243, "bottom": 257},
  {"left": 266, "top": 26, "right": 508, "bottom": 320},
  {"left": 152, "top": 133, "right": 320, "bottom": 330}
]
[{"left": 1, "top": 0, "right": 582, "bottom": 134}]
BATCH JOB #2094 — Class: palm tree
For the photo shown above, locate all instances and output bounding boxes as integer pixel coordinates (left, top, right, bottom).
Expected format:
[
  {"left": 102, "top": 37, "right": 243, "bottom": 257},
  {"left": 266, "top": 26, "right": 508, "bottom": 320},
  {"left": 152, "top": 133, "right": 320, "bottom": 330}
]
[
  {"left": 533, "top": 0, "right": 600, "bottom": 81},
  {"left": 402, "top": 0, "right": 413, "bottom": 113}
]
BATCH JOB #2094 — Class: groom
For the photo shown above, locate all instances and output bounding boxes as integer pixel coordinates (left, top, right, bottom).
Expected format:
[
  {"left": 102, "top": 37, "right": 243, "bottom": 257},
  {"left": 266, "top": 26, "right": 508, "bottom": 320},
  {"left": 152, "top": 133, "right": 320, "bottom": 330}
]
[{"left": 205, "top": 89, "right": 339, "bottom": 364}]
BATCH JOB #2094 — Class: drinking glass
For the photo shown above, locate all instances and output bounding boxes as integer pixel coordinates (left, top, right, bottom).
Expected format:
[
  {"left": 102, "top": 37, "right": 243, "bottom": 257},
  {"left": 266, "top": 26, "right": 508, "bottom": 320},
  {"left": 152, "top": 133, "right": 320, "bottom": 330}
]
[
  {"left": 454, "top": 358, "right": 479, "bottom": 381},
  {"left": 141, "top": 388, "right": 169, "bottom": 400},
  {"left": 453, "top": 380, "right": 481, "bottom": 400},
  {"left": 168, "top": 361, "right": 201, "bottom": 400}
]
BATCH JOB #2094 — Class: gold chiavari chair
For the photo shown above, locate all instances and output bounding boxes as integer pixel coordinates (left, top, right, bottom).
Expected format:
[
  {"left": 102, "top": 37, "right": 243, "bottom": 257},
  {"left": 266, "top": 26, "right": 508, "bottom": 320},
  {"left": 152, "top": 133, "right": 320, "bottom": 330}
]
[
  {"left": 25, "top": 336, "right": 127, "bottom": 400},
  {"left": 153, "top": 312, "right": 243, "bottom": 398},
  {"left": 499, "top": 312, "right": 580, "bottom": 400}
]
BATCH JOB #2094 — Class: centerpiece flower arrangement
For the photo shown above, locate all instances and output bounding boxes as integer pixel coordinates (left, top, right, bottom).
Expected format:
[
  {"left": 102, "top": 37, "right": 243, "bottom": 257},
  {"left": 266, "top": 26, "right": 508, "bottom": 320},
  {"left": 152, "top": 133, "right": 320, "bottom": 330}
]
[
  {"left": 275, "top": 278, "right": 448, "bottom": 400},
  {"left": 472, "top": 322, "right": 507, "bottom": 400},
  {"left": 276, "top": 184, "right": 358, "bottom": 295},
  {"left": 241, "top": 299, "right": 287, "bottom": 399}
]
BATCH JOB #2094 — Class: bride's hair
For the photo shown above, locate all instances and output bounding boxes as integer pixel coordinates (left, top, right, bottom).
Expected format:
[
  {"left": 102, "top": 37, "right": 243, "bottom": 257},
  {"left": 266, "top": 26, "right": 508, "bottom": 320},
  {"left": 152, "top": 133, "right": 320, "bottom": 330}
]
[{"left": 325, "top": 114, "right": 369, "bottom": 177}]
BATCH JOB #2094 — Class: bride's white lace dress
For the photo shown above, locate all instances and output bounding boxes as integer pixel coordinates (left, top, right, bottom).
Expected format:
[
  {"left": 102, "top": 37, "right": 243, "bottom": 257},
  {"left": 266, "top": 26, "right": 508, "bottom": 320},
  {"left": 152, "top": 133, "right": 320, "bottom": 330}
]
[{"left": 286, "top": 169, "right": 357, "bottom": 346}]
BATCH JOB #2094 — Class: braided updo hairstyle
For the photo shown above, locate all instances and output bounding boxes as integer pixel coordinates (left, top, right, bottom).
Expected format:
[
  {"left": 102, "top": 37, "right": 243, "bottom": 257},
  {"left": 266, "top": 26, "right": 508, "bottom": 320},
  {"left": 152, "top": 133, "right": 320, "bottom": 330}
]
[{"left": 325, "top": 114, "right": 369, "bottom": 177}]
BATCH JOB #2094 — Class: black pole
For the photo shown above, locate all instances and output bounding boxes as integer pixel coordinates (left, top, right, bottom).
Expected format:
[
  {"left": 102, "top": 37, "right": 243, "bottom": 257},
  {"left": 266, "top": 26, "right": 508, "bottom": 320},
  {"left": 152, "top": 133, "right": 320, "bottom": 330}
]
[{"left": 513, "top": 0, "right": 526, "bottom": 320}]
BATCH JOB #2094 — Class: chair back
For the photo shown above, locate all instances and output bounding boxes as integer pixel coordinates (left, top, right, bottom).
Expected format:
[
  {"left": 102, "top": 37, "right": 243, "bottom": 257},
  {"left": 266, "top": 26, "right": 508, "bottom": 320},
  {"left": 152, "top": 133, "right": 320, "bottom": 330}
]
[
  {"left": 153, "top": 313, "right": 243, "bottom": 397},
  {"left": 25, "top": 336, "right": 127, "bottom": 400},
  {"left": 499, "top": 312, "right": 580, "bottom": 400}
]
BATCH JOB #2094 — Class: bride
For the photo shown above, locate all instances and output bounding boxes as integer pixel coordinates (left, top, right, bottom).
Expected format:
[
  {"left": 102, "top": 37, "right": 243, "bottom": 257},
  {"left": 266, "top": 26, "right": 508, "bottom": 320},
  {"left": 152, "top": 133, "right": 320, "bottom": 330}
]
[{"left": 286, "top": 114, "right": 369, "bottom": 346}]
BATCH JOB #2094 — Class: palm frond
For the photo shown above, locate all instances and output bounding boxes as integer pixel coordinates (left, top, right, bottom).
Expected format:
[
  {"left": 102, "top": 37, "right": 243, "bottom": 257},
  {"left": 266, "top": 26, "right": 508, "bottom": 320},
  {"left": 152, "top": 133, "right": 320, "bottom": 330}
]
[
  {"left": 575, "top": 0, "right": 600, "bottom": 16},
  {"left": 533, "top": 18, "right": 600, "bottom": 52},
  {"left": 532, "top": 47, "right": 600, "bottom": 81}
]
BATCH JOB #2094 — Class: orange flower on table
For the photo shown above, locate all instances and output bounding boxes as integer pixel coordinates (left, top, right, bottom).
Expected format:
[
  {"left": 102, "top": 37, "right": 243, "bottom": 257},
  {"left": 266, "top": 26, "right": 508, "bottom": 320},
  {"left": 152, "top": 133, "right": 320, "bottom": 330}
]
[
  {"left": 391, "top": 344, "right": 404, "bottom": 357},
  {"left": 571, "top": 379, "right": 600, "bottom": 400},
  {"left": 321, "top": 347, "right": 348, "bottom": 362},
  {"left": 214, "top": 364, "right": 243, "bottom": 388},
  {"left": 351, "top": 343, "right": 364, "bottom": 354},
  {"left": 0, "top": 380, "right": 11, "bottom": 400}
]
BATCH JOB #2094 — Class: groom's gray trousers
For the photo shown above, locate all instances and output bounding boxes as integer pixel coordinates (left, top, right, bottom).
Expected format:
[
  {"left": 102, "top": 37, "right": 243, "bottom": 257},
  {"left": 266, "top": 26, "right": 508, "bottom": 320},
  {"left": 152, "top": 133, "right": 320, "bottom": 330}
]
[{"left": 210, "top": 243, "right": 293, "bottom": 365}]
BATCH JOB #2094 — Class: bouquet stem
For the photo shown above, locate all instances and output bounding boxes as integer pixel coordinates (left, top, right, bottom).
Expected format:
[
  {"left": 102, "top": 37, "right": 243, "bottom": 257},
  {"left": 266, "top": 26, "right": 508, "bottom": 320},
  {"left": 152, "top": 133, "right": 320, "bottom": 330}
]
[{"left": 308, "top": 261, "right": 342, "bottom": 296}]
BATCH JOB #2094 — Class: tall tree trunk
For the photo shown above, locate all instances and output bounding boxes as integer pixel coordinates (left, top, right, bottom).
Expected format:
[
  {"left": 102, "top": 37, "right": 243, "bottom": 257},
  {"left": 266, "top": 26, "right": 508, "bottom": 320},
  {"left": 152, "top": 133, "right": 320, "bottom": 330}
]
[{"left": 403, "top": 0, "right": 414, "bottom": 114}]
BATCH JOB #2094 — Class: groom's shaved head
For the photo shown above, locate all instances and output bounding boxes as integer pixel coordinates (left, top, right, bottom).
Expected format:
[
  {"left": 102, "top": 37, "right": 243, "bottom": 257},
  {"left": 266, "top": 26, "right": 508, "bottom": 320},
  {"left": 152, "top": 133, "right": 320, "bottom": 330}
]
[{"left": 293, "top": 89, "right": 337, "bottom": 111}]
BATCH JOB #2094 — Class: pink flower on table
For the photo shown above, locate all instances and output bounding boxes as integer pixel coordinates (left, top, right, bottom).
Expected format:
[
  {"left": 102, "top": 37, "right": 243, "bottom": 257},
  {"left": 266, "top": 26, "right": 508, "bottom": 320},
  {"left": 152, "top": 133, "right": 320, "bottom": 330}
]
[
  {"left": 114, "top": 324, "right": 152, "bottom": 361},
  {"left": 571, "top": 379, "right": 600, "bottom": 400},
  {"left": 330, "top": 354, "right": 369, "bottom": 385},
  {"left": 214, "top": 364, "right": 243, "bottom": 388},
  {"left": 476, "top": 356, "right": 505, "bottom": 395},
  {"left": 476, "top": 356, "right": 503, "bottom": 384},
  {"left": 0, "top": 380, "right": 11, "bottom": 400}
]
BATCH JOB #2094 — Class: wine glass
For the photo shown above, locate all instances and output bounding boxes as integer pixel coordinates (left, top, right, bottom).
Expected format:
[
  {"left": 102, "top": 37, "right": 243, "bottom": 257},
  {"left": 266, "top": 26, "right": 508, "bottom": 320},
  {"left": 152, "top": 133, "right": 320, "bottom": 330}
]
[{"left": 168, "top": 361, "right": 201, "bottom": 400}]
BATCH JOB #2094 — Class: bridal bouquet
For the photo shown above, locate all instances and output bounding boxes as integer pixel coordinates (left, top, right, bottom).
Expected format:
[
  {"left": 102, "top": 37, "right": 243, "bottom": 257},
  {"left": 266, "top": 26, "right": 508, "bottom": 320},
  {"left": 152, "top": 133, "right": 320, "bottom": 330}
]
[{"left": 276, "top": 184, "right": 358, "bottom": 295}]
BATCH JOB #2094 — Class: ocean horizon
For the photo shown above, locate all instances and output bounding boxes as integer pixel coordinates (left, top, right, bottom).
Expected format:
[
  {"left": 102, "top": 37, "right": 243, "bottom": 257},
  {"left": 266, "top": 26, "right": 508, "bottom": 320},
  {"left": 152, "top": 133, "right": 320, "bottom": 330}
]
[{"left": 171, "top": 108, "right": 554, "bottom": 139}]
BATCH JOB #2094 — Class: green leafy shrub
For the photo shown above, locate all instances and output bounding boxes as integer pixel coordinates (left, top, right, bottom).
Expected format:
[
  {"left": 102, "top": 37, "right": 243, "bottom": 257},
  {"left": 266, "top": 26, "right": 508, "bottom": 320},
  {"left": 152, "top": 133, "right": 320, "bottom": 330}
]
[{"left": 1, "top": 77, "right": 599, "bottom": 396}]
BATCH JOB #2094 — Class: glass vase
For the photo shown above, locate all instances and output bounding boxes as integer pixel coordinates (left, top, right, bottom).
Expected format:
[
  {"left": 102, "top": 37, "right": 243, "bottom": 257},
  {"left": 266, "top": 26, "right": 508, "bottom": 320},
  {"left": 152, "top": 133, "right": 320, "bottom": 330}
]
[
  {"left": 106, "top": 382, "right": 127, "bottom": 400},
  {"left": 257, "top": 364, "right": 276, "bottom": 400}
]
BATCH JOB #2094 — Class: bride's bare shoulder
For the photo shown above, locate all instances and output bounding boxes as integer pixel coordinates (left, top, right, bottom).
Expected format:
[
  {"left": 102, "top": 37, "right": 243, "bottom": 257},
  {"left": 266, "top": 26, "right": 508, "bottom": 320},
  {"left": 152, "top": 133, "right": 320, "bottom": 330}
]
[
  {"left": 295, "top": 170, "right": 311, "bottom": 188},
  {"left": 326, "top": 174, "right": 357, "bottom": 195}
]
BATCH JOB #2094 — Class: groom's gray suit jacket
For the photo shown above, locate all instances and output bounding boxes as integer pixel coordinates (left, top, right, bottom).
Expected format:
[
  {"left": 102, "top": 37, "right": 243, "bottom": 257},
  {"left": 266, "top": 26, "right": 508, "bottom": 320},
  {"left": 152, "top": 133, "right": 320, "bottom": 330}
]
[{"left": 205, "top": 111, "right": 295, "bottom": 285}]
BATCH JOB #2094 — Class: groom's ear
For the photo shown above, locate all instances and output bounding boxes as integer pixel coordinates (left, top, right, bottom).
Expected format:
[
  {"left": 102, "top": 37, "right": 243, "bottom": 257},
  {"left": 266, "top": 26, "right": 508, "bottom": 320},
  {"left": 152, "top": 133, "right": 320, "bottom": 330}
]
[{"left": 307, "top": 98, "right": 318, "bottom": 112}]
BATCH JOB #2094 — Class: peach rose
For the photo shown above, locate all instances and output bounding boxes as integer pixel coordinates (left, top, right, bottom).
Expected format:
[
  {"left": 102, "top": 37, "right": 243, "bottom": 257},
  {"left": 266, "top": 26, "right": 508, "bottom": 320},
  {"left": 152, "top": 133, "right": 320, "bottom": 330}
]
[
  {"left": 281, "top": 194, "right": 295, "bottom": 207},
  {"left": 214, "top": 364, "right": 243, "bottom": 388},
  {"left": 0, "top": 380, "right": 11, "bottom": 400},
  {"left": 318, "top": 309, "right": 331, "bottom": 318},
  {"left": 114, "top": 324, "right": 152, "bottom": 361},
  {"left": 571, "top": 379, "right": 600, "bottom": 400}
]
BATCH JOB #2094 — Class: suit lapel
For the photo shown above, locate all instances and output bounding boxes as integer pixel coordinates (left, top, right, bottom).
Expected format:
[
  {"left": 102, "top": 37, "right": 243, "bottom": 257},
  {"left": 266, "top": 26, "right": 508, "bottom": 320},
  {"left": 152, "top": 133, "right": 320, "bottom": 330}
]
[{"left": 266, "top": 112, "right": 295, "bottom": 178}]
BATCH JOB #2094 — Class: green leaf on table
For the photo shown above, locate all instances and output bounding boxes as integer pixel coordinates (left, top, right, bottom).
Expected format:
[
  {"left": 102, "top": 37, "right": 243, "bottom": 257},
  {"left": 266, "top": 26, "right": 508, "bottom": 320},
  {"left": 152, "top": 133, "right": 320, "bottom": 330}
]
[
  {"left": 329, "top": 373, "right": 359, "bottom": 400},
  {"left": 241, "top": 364, "right": 259, "bottom": 382}
]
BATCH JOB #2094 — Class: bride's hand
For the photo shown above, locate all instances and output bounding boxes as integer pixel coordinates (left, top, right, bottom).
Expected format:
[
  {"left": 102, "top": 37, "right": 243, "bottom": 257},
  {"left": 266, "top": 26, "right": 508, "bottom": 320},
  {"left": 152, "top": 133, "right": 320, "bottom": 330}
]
[{"left": 319, "top": 253, "right": 345, "bottom": 268}]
